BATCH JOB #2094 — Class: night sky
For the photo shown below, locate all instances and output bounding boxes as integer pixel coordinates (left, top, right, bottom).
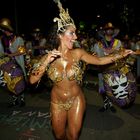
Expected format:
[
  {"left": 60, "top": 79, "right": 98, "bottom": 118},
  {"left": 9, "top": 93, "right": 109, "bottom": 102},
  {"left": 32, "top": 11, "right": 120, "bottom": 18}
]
[{"left": 0, "top": 0, "right": 140, "bottom": 36}]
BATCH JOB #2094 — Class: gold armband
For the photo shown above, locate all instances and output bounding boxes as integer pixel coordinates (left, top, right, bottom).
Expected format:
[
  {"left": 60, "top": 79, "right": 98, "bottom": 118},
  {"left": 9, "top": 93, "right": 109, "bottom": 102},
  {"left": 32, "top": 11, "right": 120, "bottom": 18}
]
[
  {"left": 32, "top": 61, "right": 49, "bottom": 72},
  {"left": 112, "top": 53, "right": 124, "bottom": 62}
]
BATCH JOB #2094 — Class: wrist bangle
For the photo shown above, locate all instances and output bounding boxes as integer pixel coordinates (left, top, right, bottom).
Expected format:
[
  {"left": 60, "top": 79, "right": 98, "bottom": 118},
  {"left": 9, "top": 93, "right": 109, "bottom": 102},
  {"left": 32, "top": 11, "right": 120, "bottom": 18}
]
[
  {"left": 33, "top": 62, "right": 47, "bottom": 70},
  {"left": 40, "top": 62, "right": 47, "bottom": 67},
  {"left": 111, "top": 54, "right": 120, "bottom": 62}
]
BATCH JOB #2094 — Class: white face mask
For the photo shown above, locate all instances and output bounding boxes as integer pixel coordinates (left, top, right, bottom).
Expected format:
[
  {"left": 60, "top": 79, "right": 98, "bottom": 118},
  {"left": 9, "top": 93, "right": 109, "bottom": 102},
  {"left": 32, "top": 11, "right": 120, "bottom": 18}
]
[
  {"left": 65, "top": 31, "right": 76, "bottom": 37},
  {"left": 105, "top": 29, "right": 114, "bottom": 36}
]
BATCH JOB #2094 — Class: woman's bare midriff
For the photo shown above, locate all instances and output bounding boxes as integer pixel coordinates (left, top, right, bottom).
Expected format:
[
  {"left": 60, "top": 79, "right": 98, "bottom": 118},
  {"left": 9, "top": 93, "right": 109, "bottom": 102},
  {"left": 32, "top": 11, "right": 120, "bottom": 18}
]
[{"left": 51, "top": 79, "right": 84, "bottom": 104}]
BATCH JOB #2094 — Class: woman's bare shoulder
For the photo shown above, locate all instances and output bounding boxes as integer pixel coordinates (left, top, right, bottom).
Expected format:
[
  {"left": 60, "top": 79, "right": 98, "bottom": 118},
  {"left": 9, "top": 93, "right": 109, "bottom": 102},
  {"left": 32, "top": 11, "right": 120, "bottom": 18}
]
[
  {"left": 71, "top": 48, "right": 87, "bottom": 60},
  {"left": 72, "top": 48, "right": 85, "bottom": 54}
]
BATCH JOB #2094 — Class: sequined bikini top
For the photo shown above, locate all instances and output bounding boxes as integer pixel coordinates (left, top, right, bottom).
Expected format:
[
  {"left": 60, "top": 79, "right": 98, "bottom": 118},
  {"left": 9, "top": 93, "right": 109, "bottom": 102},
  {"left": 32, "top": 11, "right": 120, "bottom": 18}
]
[{"left": 47, "top": 58, "right": 84, "bottom": 84}]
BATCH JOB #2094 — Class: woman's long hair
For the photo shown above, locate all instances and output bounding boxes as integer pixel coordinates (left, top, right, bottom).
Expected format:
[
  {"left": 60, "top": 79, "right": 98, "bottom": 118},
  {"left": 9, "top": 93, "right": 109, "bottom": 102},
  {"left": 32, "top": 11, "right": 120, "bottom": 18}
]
[{"left": 46, "top": 22, "right": 61, "bottom": 50}]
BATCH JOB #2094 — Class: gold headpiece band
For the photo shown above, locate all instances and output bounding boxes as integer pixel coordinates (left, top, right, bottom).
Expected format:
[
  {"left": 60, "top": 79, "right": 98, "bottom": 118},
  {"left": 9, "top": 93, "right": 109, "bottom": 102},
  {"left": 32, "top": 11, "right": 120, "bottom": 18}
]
[{"left": 53, "top": 0, "right": 76, "bottom": 33}]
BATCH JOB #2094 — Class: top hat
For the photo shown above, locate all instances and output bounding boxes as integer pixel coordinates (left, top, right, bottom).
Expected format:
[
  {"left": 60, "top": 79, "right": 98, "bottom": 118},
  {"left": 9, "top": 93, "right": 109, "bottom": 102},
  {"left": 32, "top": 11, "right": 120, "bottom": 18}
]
[
  {"left": 0, "top": 18, "right": 13, "bottom": 32},
  {"left": 104, "top": 22, "right": 115, "bottom": 30},
  {"left": 103, "top": 22, "right": 120, "bottom": 36}
]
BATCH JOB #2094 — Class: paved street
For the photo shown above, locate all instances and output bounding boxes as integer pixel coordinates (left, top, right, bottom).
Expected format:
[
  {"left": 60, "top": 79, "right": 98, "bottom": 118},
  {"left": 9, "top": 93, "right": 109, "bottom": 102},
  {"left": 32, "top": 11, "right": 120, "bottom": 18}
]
[{"left": 0, "top": 69, "right": 140, "bottom": 140}]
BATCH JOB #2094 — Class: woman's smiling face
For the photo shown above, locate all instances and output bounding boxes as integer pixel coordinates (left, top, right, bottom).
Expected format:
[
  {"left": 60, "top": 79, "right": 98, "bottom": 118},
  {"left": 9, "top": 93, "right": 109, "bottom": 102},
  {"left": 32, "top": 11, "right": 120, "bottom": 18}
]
[{"left": 61, "top": 26, "right": 77, "bottom": 49}]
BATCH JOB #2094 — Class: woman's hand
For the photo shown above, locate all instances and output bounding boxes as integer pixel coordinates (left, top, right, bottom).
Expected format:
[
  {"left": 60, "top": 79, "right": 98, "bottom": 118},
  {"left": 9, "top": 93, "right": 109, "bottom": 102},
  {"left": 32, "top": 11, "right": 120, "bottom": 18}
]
[
  {"left": 112, "top": 49, "right": 134, "bottom": 62},
  {"left": 47, "top": 49, "right": 61, "bottom": 63},
  {"left": 121, "top": 49, "right": 134, "bottom": 58},
  {"left": 132, "top": 50, "right": 140, "bottom": 55}
]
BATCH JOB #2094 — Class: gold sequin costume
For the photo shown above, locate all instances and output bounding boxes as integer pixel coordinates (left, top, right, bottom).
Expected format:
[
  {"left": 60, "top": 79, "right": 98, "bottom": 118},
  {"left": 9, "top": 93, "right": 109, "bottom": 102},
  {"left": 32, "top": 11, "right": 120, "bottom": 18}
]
[
  {"left": 51, "top": 96, "right": 76, "bottom": 111},
  {"left": 47, "top": 59, "right": 84, "bottom": 84}
]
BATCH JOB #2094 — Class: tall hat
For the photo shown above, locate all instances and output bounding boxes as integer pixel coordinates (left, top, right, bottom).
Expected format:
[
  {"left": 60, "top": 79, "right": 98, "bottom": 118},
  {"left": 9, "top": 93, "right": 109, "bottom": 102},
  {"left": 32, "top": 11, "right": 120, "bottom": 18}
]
[
  {"left": 103, "top": 22, "right": 120, "bottom": 36},
  {"left": 104, "top": 22, "right": 115, "bottom": 30},
  {"left": 53, "top": 0, "right": 76, "bottom": 33},
  {"left": 0, "top": 18, "right": 13, "bottom": 32}
]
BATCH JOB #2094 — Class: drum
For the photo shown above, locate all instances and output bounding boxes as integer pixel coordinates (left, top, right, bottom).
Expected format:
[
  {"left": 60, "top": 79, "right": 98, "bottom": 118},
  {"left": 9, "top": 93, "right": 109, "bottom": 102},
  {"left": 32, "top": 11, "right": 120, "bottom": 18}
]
[
  {"left": 103, "top": 70, "right": 137, "bottom": 108},
  {"left": 0, "top": 57, "right": 25, "bottom": 95}
]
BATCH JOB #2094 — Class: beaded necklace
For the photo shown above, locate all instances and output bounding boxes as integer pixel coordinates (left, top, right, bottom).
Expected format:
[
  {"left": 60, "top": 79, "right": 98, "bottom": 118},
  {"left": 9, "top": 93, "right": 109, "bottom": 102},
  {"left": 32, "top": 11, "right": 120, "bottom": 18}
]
[{"left": 100, "top": 38, "right": 117, "bottom": 55}]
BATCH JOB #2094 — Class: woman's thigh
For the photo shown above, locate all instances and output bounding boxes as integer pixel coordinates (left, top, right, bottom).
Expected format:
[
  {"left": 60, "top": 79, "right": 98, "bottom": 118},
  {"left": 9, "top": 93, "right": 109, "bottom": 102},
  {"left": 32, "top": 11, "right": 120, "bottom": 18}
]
[
  {"left": 67, "top": 95, "right": 86, "bottom": 134},
  {"left": 50, "top": 103, "right": 67, "bottom": 134}
]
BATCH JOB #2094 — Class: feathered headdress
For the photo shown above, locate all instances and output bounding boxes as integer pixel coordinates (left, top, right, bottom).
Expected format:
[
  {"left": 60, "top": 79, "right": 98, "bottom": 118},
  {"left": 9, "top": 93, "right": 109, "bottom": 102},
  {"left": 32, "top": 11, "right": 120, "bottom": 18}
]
[{"left": 53, "top": 0, "right": 76, "bottom": 33}]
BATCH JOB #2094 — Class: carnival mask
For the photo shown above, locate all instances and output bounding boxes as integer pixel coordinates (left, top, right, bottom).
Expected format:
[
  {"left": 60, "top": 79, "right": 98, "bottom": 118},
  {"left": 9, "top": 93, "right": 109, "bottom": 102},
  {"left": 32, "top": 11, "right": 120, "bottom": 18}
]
[{"left": 108, "top": 74, "right": 129, "bottom": 99}]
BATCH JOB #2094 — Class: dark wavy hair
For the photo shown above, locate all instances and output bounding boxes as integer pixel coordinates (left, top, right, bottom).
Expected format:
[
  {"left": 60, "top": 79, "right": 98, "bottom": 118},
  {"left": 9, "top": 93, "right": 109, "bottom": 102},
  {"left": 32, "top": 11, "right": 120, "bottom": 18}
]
[
  {"left": 46, "top": 22, "right": 70, "bottom": 50},
  {"left": 46, "top": 22, "right": 61, "bottom": 50}
]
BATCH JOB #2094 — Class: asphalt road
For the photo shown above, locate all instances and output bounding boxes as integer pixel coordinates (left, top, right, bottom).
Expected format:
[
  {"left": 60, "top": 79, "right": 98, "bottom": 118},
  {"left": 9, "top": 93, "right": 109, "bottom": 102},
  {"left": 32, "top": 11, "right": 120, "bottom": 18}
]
[{"left": 0, "top": 69, "right": 140, "bottom": 140}]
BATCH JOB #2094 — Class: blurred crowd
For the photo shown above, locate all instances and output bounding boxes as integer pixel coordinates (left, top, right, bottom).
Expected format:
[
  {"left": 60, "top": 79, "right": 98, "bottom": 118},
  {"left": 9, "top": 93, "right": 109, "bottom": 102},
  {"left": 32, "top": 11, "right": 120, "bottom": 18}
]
[{"left": 0, "top": 18, "right": 140, "bottom": 108}]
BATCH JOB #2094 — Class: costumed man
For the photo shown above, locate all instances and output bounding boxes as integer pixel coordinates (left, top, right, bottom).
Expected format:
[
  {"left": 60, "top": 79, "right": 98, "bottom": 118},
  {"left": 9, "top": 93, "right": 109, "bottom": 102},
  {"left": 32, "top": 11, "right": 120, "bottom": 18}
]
[
  {"left": 92, "top": 22, "right": 137, "bottom": 112},
  {"left": 25, "top": 28, "right": 47, "bottom": 77},
  {"left": 25, "top": 28, "right": 51, "bottom": 92},
  {"left": 31, "top": 28, "right": 47, "bottom": 57},
  {"left": 0, "top": 18, "right": 27, "bottom": 107}
]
